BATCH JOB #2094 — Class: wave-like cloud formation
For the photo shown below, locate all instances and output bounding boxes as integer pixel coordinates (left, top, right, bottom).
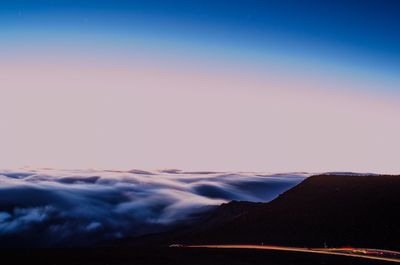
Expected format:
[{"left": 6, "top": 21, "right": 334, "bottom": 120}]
[{"left": 0, "top": 169, "right": 306, "bottom": 246}]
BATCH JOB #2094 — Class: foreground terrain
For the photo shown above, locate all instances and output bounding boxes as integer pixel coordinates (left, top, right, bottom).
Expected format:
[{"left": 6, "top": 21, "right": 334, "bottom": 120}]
[{"left": 1, "top": 246, "right": 398, "bottom": 265}]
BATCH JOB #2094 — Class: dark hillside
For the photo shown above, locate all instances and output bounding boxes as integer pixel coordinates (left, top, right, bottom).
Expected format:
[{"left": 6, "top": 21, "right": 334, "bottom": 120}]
[{"left": 149, "top": 174, "right": 400, "bottom": 250}]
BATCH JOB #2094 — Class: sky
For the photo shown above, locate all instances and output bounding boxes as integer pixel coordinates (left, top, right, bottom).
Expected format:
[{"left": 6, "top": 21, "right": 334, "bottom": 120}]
[{"left": 0, "top": 0, "right": 399, "bottom": 173}]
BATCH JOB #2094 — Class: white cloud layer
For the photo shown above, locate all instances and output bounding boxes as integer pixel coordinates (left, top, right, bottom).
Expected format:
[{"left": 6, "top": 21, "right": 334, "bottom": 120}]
[{"left": 0, "top": 168, "right": 306, "bottom": 246}]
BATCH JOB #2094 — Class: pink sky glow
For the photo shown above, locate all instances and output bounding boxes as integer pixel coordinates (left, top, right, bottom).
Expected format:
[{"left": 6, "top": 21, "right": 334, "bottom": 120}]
[{"left": 1, "top": 54, "right": 399, "bottom": 173}]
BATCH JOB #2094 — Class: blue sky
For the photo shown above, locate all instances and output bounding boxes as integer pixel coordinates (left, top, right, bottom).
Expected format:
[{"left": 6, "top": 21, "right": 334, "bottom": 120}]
[{"left": 1, "top": 0, "right": 399, "bottom": 80}]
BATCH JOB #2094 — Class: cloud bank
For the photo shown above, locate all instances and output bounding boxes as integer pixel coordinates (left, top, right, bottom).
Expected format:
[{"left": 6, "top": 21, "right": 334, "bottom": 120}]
[{"left": 0, "top": 169, "right": 306, "bottom": 247}]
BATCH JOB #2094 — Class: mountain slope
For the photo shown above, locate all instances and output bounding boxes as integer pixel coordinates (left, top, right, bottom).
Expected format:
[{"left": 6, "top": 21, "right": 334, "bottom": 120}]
[{"left": 155, "top": 174, "right": 400, "bottom": 250}]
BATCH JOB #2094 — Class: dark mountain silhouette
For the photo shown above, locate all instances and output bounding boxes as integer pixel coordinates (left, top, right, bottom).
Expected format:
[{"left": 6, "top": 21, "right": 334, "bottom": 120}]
[{"left": 124, "top": 174, "right": 400, "bottom": 251}]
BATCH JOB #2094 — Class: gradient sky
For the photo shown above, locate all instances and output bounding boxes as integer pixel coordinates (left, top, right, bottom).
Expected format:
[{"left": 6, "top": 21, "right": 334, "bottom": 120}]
[{"left": 0, "top": 0, "right": 399, "bottom": 173}]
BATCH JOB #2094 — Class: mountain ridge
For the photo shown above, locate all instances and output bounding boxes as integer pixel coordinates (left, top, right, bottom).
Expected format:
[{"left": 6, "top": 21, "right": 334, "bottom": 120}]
[{"left": 121, "top": 174, "right": 400, "bottom": 251}]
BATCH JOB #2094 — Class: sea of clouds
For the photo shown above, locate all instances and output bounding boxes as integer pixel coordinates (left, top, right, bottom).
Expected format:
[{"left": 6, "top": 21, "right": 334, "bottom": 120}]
[{"left": 0, "top": 168, "right": 306, "bottom": 247}]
